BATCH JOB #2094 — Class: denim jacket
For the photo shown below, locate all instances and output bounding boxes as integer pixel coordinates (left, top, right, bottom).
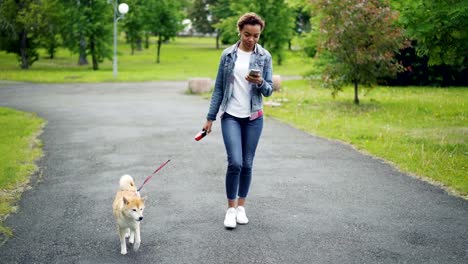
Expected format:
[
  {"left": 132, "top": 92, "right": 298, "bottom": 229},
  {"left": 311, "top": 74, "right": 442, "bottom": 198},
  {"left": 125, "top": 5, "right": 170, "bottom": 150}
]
[{"left": 206, "top": 42, "right": 273, "bottom": 121}]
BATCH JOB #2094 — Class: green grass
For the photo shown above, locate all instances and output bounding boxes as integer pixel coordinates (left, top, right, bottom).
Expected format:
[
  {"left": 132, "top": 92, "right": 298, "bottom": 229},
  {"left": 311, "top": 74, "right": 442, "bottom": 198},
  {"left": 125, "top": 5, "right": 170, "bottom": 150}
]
[
  {"left": 265, "top": 80, "right": 468, "bottom": 196},
  {"left": 0, "top": 107, "right": 45, "bottom": 236},
  {"left": 0, "top": 37, "right": 310, "bottom": 83}
]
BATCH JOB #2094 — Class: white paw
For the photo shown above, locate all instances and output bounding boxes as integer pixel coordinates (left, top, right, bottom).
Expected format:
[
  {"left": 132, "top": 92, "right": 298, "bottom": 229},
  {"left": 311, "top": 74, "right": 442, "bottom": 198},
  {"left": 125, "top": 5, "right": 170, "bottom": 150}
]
[
  {"left": 133, "top": 241, "right": 140, "bottom": 251},
  {"left": 125, "top": 229, "right": 130, "bottom": 239},
  {"left": 120, "top": 249, "right": 127, "bottom": 255},
  {"left": 129, "top": 234, "right": 135, "bottom": 244}
]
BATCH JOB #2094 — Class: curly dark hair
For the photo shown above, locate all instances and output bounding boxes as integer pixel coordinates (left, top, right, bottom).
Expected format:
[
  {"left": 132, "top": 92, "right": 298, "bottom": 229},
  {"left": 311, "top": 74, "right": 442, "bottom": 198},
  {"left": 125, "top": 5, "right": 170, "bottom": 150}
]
[{"left": 237, "top": 12, "right": 265, "bottom": 32}]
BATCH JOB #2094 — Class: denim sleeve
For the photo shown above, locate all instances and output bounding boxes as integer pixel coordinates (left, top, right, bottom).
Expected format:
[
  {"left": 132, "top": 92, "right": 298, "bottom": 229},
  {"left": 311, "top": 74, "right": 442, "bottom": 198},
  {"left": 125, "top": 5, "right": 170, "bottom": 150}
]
[
  {"left": 255, "top": 55, "right": 273, "bottom": 97},
  {"left": 206, "top": 55, "right": 225, "bottom": 121}
]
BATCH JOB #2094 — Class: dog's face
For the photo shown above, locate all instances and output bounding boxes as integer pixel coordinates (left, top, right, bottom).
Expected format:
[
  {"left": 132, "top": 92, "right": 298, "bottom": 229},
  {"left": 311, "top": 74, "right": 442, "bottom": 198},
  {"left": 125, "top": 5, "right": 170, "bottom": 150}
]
[{"left": 122, "top": 196, "right": 145, "bottom": 222}]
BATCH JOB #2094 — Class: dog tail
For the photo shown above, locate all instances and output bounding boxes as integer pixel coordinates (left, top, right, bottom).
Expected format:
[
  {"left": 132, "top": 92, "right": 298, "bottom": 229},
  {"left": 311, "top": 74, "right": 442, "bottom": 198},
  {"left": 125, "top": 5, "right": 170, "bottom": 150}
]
[{"left": 119, "top": 174, "right": 137, "bottom": 191}]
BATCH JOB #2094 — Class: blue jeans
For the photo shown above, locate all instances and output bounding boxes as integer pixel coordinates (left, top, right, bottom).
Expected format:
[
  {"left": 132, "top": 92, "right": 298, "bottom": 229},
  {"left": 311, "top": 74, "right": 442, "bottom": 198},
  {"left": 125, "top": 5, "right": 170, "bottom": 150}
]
[{"left": 221, "top": 113, "right": 263, "bottom": 200}]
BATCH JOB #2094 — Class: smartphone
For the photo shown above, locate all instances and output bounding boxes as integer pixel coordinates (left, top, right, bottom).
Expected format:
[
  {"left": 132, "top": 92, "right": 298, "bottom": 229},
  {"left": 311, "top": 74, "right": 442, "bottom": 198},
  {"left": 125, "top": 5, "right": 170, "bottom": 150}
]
[{"left": 249, "top": 69, "right": 261, "bottom": 77}]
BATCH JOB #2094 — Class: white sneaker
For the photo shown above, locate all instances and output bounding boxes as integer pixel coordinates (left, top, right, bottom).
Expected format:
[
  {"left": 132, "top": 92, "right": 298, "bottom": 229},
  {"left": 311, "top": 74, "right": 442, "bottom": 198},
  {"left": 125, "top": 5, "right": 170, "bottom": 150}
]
[
  {"left": 236, "top": 206, "right": 249, "bottom": 224},
  {"left": 224, "top": 207, "right": 237, "bottom": 229}
]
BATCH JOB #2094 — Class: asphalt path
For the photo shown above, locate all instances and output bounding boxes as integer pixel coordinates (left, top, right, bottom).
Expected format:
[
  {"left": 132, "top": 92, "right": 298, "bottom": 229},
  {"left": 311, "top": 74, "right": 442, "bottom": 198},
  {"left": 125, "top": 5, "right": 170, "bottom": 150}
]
[{"left": 0, "top": 82, "right": 466, "bottom": 264}]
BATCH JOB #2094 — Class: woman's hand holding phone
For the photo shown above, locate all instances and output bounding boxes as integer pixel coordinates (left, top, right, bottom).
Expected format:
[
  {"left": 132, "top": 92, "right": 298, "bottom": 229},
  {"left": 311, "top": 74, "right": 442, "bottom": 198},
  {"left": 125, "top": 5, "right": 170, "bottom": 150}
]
[
  {"left": 203, "top": 120, "right": 213, "bottom": 134},
  {"left": 246, "top": 69, "right": 263, "bottom": 85},
  {"left": 195, "top": 120, "right": 212, "bottom": 141}
]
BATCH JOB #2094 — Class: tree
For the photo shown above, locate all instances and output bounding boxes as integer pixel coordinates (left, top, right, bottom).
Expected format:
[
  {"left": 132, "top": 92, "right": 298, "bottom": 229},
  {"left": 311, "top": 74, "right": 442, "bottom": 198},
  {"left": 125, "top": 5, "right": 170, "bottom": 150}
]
[
  {"left": 314, "top": 0, "right": 407, "bottom": 104},
  {"left": 0, "top": 0, "right": 41, "bottom": 69},
  {"left": 255, "top": 0, "right": 294, "bottom": 65},
  {"left": 215, "top": 0, "right": 294, "bottom": 65},
  {"left": 398, "top": 0, "right": 468, "bottom": 67},
  {"left": 188, "top": 0, "right": 215, "bottom": 35},
  {"left": 37, "top": 0, "right": 65, "bottom": 59},
  {"left": 391, "top": 0, "right": 468, "bottom": 86},
  {"left": 210, "top": 0, "right": 235, "bottom": 49},
  {"left": 61, "top": 0, "right": 113, "bottom": 69},
  {"left": 287, "top": 0, "right": 313, "bottom": 51},
  {"left": 122, "top": 0, "right": 145, "bottom": 55},
  {"left": 188, "top": 0, "right": 223, "bottom": 48},
  {"left": 61, "top": 0, "right": 87, "bottom": 65},
  {"left": 144, "top": 0, "right": 183, "bottom": 64},
  {"left": 83, "top": 0, "right": 113, "bottom": 70}
]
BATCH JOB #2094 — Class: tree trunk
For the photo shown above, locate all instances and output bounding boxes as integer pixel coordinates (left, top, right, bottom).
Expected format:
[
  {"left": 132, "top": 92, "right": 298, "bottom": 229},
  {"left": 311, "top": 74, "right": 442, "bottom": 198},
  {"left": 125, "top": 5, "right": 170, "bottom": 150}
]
[
  {"left": 78, "top": 34, "right": 88, "bottom": 65},
  {"left": 156, "top": 34, "right": 162, "bottom": 64},
  {"left": 48, "top": 40, "right": 57, "bottom": 59},
  {"left": 216, "top": 30, "right": 220, "bottom": 50},
  {"left": 136, "top": 37, "right": 142, "bottom": 51},
  {"left": 354, "top": 80, "right": 360, "bottom": 105},
  {"left": 90, "top": 38, "right": 98, "bottom": 70},
  {"left": 441, "top": 64, "right": 451, "bottom": 87},
  {"left": 145, "top": 32, "right": 150, "bottom": 49},
  {"left": 48, "top": 46, "right": 55, "bottom": 59},
  {"left": 19, "top": 30, "right": 29, "bottom": 69},
  {"left": 277, "top": 53, "right": 283, "bottom": 66}
]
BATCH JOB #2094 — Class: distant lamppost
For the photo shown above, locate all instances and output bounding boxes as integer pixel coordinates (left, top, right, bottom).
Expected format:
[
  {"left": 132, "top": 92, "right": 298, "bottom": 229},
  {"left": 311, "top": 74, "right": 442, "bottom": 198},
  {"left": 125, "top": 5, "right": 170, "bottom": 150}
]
[{"left": 111, "top": 1, "right": 129, "bottom": 78}]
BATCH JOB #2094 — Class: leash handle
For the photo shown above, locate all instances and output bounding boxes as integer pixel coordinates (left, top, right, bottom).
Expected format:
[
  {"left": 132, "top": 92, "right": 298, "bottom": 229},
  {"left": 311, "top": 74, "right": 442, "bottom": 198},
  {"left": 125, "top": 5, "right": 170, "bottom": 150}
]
[{"left": 137, "top": 159, "right": 171, "bottom": 192}]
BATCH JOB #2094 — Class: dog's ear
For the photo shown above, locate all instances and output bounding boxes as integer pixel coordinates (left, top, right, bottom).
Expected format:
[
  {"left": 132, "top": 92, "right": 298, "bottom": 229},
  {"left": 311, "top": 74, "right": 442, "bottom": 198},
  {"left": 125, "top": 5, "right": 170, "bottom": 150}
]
[{"left": 123, "top": 196, "right": 129, "bottom": 205}]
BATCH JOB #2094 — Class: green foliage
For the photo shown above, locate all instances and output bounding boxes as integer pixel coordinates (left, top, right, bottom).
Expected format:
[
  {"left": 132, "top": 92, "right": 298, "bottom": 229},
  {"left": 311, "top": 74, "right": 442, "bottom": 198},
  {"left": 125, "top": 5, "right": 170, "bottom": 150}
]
[
  {"left": 35, "top": 0, "right": 64, "bottom": 59},
  {"left": 61, "top": 0, "right": 113, "bottom": 70},
  {"left": 295, "top": 2, "right": 320, "bottom": 59},
  {"left": 288, "top": 0, "right": 315, "bottom": 41},
  {"left": 188, "top": 0, "right": 218, "bottom": 34},
  {"left": 0, "top": 0, "right": 41, "bottom": 68},
  {"left": 216, "top": 14, "right": 238, "bottom": 45},
  {"left": 144, "top": 0, "right": 184, "bottom": 40},
  {"left": 87, "top": 0, "right": 113, "bottom": 69},
  {"left": 256, "top": 0, "right": 294, "bottom": 65},
  {"left": 314, "top": 0, "right": 406, "bottom": 104},
  {"left": 121, "top": 0, "right": 146, "bottom": 55},
  {"left": 396, "top": 0, "right": 468, "bottom": 66},
  {"left": 0, "top": 1, "right": 16, "bottom": 36},
  {"left": 214, "top": 0, "right": 295, "bottom": 65},
  {"left": 211, "top": 0, "right": 235, "bottom": 36},
  {"left": 298, "top": 29, "right": 319, "bottom": 58},
  {"left": 144, "top": 0, "right": 184, "bottom": 63}
]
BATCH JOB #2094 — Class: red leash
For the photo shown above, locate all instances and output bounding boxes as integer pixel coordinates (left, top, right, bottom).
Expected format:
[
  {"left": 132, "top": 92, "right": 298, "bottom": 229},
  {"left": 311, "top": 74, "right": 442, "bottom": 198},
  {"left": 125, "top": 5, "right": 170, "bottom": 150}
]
[{"left": 137, "top": 159, "right": 171, "bottom": 192}]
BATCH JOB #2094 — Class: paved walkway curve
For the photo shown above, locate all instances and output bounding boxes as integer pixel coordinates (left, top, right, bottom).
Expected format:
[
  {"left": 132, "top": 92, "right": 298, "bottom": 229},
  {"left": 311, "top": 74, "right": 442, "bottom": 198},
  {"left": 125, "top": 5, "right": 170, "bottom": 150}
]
[{"left": 0, "top": 82, "right": 466, "bottom": 263}]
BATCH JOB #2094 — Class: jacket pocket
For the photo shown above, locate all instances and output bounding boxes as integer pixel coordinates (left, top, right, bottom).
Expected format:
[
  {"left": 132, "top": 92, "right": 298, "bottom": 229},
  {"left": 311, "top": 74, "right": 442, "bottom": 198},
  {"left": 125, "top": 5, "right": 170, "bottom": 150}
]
[
  {"left": 251, "top": 88, "right": 262, "bottom": 107},
  {"left": 254, "top": 59, "right": 265, "bottom": 72}
]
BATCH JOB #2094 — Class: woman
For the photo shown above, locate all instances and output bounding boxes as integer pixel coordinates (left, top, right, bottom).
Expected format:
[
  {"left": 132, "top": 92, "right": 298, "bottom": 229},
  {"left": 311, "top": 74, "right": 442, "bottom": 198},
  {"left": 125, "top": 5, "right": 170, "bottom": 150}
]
[{"left": 202, "top": 12, "right": 273, "bottom": 229}]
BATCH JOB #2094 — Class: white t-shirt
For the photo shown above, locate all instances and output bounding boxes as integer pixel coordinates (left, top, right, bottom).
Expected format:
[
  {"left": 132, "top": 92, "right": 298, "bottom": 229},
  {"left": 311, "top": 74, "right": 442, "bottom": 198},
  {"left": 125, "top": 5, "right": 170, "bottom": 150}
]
[{"left": 225, "top": 49, "right": 252, "bottom": 118}]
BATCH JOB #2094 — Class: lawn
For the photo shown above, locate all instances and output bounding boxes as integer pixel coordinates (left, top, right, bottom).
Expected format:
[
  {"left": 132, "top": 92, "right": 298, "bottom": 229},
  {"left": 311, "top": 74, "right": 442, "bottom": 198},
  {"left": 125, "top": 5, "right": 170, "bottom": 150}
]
[
  {"left": 0, "top": 107, "right": 44, "bottom": 236},
  {"left": 0, "top": 37, "right": 309, "bottom": 83},
  {"left": 265, "top": 80, "right": 467, "bottom": 196}
]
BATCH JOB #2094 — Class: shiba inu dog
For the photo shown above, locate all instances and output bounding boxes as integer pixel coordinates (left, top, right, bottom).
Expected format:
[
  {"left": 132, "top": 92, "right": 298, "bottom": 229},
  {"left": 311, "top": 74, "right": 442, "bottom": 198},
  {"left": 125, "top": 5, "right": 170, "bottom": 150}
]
[{"left": 112, "top": 175, "right": 145, "bottom": 255}]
